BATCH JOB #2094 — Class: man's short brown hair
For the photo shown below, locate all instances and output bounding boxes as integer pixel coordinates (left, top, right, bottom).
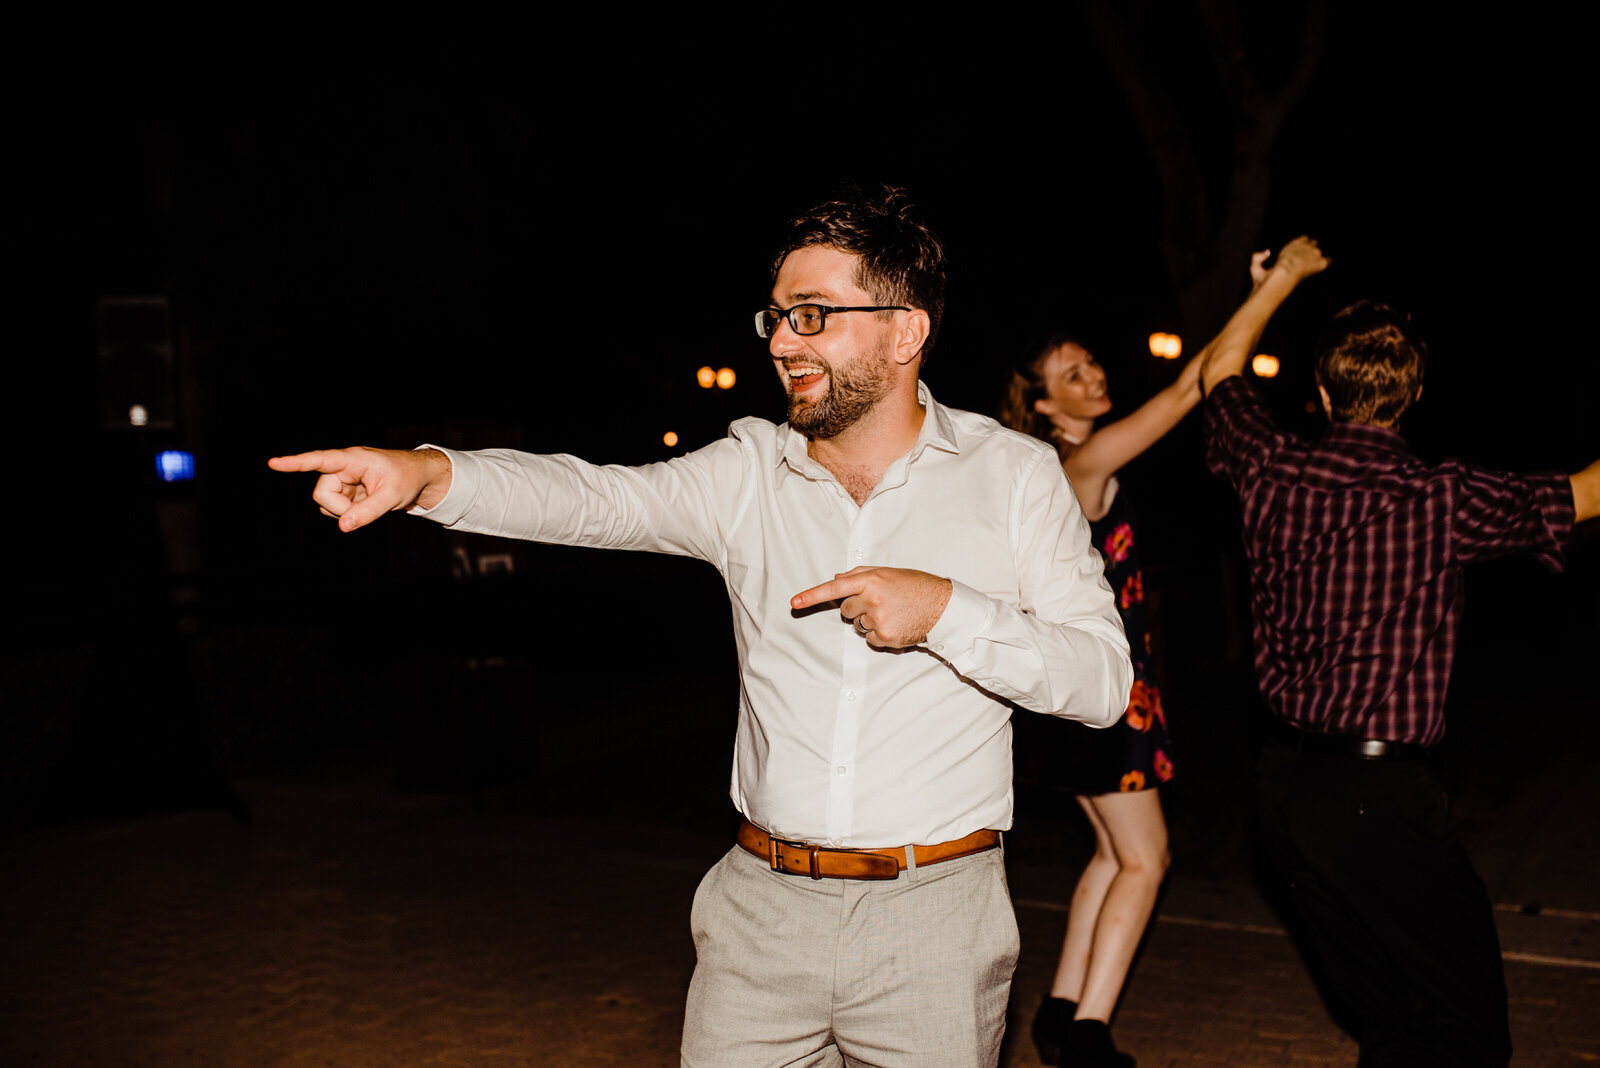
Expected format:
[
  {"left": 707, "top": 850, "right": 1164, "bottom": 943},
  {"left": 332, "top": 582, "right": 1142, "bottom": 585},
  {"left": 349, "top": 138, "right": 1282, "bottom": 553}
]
[
  {"left": 1313, "top": 301, "right": 1428, "bottom": 429},
  {"left": 770, "top": 182, "right": 947, "bottom": 364}
]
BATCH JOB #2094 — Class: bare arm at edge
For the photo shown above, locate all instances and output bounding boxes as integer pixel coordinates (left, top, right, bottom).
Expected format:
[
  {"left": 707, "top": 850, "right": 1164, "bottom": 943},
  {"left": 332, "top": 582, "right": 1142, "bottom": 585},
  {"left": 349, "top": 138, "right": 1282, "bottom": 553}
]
[{"left": 1573, "top": 458, "right": 1600, "bottom": 524}]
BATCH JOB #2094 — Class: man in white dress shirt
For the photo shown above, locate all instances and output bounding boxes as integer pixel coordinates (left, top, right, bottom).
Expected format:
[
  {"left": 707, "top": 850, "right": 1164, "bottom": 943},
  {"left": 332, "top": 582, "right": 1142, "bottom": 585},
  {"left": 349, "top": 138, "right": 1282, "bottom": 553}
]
[{"left": 271, "top": 185, "right": 1131, "bottom": 1067}]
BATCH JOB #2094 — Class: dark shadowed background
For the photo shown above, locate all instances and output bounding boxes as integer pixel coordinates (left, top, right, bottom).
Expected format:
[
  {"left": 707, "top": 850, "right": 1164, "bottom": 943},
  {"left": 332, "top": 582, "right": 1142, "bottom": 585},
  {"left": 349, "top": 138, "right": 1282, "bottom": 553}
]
[{"left": 7, "top": 5, "right": 1596, "bottom": 829}]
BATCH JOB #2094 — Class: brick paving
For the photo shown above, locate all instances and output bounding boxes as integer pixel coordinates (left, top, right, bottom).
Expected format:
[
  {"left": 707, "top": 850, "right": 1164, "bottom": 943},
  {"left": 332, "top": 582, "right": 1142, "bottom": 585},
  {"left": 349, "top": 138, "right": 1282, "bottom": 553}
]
[{"left": 3, "top": 759, "right": 1596, "bottom": 1067}]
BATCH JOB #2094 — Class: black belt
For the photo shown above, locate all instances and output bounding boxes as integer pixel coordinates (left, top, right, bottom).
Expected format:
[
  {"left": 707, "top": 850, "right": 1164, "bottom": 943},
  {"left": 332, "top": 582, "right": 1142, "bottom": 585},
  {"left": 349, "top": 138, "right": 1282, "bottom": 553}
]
[{"left": 1270, "top": 720, "right": 1430, "bottom": 761}]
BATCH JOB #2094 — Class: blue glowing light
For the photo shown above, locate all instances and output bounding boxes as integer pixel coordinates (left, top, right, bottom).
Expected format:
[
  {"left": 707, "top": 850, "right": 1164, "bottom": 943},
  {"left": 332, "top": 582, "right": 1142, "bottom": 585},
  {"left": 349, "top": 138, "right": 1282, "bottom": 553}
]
[{"left": 156, "top": 450, "right": 196, "bottom": 483}]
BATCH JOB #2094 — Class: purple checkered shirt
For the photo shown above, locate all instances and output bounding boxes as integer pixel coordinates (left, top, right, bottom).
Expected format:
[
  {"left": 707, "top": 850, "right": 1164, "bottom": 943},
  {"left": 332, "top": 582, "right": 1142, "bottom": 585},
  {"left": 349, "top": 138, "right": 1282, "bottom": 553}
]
[{"left": 1202, "top": 377, "right": 1574, "bottom": 746}]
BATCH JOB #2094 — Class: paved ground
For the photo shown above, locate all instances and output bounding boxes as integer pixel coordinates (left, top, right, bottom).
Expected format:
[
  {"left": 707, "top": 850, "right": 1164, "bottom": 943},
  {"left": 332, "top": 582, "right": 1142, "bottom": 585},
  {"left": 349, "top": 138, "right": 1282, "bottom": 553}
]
[
  {"left": 5, "top": 562, "right": 1596, "bottom": 1066},
  {"left": 3, "top": 745, "right": 1597, "bottom": 1068}
]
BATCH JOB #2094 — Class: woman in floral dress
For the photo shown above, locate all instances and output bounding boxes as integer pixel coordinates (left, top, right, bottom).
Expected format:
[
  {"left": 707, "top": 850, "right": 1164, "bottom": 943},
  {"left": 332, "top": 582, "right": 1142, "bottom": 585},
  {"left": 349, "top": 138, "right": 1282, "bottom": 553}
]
[{"left": 1001, "top": 249, "right": 1272, "bottom": 1068}]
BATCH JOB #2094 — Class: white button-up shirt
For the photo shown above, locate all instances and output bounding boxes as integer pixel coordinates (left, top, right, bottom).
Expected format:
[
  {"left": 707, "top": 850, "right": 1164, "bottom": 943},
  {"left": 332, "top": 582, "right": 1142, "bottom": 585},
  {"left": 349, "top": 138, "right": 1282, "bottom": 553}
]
[{"left": 418, "top": 384, "right": 1130, "bottom": 846}]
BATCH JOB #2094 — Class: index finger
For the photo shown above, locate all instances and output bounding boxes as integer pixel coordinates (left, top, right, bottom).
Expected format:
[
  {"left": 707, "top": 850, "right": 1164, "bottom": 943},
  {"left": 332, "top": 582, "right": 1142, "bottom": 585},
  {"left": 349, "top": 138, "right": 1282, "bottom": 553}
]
[
  {"left": 268, "top": 450, "right": 354, "bottom": 475},
  {"left": 791, "top": 573, "right": 867, "bottom": 610}
]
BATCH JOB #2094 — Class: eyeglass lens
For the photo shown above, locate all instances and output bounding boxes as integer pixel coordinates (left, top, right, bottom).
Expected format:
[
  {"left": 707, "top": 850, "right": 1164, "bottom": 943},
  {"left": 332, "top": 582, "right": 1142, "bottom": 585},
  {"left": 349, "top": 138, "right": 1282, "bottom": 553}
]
[{"left": 756, "top": 305, "right": 827, "bottom": 339}]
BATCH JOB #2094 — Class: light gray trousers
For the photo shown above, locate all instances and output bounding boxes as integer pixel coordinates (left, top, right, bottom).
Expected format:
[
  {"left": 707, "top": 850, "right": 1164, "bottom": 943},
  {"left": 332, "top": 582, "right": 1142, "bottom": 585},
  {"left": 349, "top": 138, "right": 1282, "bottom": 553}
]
[{"left": 681, "top": 842, "right": 1018, "bottom": 1067}]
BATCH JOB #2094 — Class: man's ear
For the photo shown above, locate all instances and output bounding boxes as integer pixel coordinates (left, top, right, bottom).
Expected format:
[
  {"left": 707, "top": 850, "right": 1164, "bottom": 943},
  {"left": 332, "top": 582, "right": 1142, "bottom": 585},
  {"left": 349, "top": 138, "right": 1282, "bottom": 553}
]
[
  {"left": 1318, "top": 385, "right": 1333, "bottom": 420},
  {"left": 893, "top": 309, "right": 931, "bottom": 366}
]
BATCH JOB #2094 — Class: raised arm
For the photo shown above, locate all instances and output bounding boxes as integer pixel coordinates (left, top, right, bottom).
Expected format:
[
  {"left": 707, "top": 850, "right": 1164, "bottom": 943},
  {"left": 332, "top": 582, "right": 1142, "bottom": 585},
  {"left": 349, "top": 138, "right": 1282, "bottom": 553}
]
[
  {"left": 268, "top": 447, "right": 453, "bottom": 532},
  {"left": 1060, "top": 334, "right": 1206, "bottom": 505},
  {"left": 1062, "top": 253, "right": 1272, "bottom": 498},
  {"left": 1199, "top": 237, "right": 1330, "bottom": 396},
  {"left": 1063, "top": 244, "right": 1324, "bottom": 509}
]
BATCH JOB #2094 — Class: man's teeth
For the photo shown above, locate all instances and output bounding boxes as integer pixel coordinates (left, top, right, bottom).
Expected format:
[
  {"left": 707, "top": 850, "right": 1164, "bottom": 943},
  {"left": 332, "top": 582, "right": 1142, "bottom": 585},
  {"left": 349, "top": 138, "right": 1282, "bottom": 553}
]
[{"left": 788, "top": 368, "right": 823, "bottom": 378}]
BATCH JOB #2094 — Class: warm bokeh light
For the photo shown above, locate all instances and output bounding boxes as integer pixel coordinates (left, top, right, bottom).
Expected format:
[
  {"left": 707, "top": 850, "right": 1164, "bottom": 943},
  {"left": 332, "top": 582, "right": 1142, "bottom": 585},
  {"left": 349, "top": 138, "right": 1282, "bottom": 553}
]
[
  {"left": 1252, "top": 353, "right": 1281, "bottom": 378},
  {"left": 663, "top": 431, "right": 679, "bottom": 447},
  {"left": 696, "top": 366, "right": 716, "bottom": 389},
  {"left": 129, "top": 403, "right": 150, "bottom": 426},
  {"left": 1148, "top": 332, "right": 1182, "bottom": 359},
  {"left": 716, "top": 367, "right": 736, "bottom": 389}
]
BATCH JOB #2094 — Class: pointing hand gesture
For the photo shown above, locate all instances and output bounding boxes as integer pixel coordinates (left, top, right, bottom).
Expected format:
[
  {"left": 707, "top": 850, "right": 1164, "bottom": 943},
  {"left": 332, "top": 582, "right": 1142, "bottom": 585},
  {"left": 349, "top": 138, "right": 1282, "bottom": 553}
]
[
  {"left": 791, "top": 566, "right": 953, "bottom": 649},
  {"left": 267, "top": 447, "right": 452, "bottom": 532}
]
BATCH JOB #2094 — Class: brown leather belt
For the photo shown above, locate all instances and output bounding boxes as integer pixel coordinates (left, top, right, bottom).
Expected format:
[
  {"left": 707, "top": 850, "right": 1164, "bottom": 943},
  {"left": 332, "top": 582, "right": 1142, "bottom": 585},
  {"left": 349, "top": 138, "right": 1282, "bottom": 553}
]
[{"left": 737, "top": 818, "right": 1000, "bottom": 881}]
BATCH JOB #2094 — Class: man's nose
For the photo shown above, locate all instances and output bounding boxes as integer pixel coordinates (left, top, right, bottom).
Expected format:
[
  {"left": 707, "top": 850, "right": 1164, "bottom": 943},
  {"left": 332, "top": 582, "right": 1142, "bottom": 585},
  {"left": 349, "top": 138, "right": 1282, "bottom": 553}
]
[{"left": 769, "top": 317, "right": 803, "bottom": 357}]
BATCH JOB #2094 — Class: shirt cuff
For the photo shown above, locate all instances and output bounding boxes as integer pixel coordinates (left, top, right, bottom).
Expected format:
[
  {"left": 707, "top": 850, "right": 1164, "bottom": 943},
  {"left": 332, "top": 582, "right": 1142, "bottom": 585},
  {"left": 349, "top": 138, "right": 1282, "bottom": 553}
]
[
  {"left": 407, "top": 445, "right": 477, "bottom": 525},
  {"left": 922, "top": 579, "right": 995, "bottom": 658}
]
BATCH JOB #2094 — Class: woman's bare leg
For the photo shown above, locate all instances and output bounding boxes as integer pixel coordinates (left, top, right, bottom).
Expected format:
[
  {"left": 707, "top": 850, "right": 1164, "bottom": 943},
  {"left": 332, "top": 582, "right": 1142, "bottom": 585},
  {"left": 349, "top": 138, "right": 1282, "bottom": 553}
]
[
  {"left": 1076, "top": 789, "right": 1170, "bottom": 1021},
  {"left": 1048, "top": 789, "right": 1170, "bottom": 1019},
  {"left": 1050, "top": 795, "right": 1121, "bottom": 1001}
]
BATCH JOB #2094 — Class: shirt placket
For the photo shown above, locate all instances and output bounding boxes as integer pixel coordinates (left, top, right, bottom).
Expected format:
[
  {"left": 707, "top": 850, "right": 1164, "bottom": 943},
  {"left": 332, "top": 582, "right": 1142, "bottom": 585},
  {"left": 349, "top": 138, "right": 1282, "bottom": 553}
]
[{"left": 824, "top": 492, "right": 875, "bottom": 845}]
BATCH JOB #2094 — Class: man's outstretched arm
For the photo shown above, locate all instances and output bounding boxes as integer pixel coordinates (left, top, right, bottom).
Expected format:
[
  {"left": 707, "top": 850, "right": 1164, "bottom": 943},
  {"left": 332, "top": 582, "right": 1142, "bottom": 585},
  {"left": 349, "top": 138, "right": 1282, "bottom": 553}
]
[
  {"left": 1199, "top": 236, "right": 1330, "bottom": 396},
  {"left": 1573, "top": 458, "right": 1600, "bottom": 524},
  {"left": 268, "top": 447, "right": 453, "bottom": 532}
]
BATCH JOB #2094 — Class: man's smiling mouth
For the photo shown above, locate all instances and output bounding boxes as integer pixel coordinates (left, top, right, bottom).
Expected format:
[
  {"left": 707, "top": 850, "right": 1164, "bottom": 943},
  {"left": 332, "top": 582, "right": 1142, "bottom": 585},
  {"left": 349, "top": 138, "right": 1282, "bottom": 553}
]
[{"left": 784, "top": 363, "right": 827, "bottom": 389}]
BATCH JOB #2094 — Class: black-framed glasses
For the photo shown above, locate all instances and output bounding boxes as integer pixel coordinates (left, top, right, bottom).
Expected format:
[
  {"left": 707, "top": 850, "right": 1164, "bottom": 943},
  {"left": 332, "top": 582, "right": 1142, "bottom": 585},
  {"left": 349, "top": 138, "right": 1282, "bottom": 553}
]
[{"left": 754, "top": 303, "right": 909, "bottom": 339}]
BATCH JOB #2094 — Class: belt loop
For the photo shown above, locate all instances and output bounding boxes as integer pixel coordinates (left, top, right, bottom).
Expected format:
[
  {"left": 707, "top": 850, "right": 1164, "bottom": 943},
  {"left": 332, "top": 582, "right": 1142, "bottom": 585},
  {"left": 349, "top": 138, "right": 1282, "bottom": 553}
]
[
  {"left": 808, "top": 845, "right": 822, "bottom": 880},
  {"left": 903, "top": 844, "right": 917, "bottom": 881},
  {"left": 767, "top": 833, "right": 780, "bottom": 872}
]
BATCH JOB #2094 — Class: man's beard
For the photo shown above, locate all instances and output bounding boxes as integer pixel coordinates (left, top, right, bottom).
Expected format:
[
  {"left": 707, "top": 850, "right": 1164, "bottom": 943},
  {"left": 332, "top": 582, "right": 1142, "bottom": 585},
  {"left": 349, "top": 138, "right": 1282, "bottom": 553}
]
[{"left": 786, "top": 340, "right": 894, "bottom": 440}]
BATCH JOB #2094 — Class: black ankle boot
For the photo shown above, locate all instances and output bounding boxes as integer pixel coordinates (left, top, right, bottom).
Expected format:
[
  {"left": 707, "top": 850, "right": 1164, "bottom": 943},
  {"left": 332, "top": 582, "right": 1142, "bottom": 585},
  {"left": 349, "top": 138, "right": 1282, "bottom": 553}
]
[
  {"left": 1031, "top": 995, "right": 1077, "bottom": 1065},
  {"left": 1058, "top": 1018, "right": 1135, "bottom": 1068}
]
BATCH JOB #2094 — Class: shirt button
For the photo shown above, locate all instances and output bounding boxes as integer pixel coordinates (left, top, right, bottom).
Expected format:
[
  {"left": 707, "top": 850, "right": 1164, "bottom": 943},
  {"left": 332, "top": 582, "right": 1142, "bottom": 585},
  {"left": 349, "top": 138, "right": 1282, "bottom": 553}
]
[
  {"left": 844, "top": 690, "right": 856, "bottom": 701},
  {"left": 827, "top": 837, "right": 842, "bottom": 846},
  {"left": 835, "top": 765, "right": 848, "bottom": 776},
  {"left": 853, "top": 549, "right": 863, "bottom": 559}
]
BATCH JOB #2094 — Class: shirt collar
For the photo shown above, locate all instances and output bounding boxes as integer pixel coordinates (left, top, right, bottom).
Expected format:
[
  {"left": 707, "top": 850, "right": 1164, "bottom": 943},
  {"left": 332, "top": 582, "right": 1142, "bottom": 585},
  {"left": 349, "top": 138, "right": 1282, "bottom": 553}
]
[
  {"left": 776, "top": 380, "right": 961, "bottom": 481},
  {"left": 1320, "top": 419, "right": 1412, "bottom": 457}
]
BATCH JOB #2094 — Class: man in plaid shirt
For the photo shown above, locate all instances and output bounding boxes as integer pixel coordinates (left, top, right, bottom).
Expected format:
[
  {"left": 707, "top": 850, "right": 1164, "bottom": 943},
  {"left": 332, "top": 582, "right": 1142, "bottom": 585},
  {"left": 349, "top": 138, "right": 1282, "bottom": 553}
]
[{"left": 1196, "top": 237, "right": 1600, "bottom": 1066}]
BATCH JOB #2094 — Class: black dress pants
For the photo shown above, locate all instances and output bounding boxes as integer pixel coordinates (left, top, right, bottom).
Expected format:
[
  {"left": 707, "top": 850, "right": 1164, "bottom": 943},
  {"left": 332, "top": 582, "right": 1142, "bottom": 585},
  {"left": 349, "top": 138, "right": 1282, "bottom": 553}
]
[{"left": 1256, "top": 738, "right": 1511, "bottom": 1068}]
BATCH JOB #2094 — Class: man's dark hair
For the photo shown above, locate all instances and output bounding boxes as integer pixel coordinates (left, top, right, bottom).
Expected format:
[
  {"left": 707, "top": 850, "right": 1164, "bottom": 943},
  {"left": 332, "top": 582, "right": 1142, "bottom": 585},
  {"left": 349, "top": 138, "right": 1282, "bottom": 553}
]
[
  {"left": 771, "top": 182, "right": 947, "bottom": 363},
  {"left": 1313, "top": 300, "right": 1428, "bottom": 429}
]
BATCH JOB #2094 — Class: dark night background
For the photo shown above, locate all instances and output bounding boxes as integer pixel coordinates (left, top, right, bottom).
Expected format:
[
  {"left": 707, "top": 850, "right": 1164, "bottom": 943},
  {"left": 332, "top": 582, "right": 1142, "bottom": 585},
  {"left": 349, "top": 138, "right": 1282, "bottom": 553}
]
[{"left": 7, "top": 6, "right": 1596, "bottom": 824}]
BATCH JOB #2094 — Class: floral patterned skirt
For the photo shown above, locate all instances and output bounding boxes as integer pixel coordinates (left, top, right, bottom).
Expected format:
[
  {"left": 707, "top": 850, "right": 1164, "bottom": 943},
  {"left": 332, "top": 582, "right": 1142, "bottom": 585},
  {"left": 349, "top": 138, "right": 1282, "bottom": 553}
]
[{"left": 1031, "top": 673, "right": 1175, "bottom": 795}]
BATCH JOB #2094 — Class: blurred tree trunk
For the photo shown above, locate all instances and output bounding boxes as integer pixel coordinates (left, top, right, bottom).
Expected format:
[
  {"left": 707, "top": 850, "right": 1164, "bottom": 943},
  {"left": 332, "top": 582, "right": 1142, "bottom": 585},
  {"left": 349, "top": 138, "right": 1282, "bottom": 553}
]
[{"left": 1085, "top": 0, "right": 1328, "bottom": 334}]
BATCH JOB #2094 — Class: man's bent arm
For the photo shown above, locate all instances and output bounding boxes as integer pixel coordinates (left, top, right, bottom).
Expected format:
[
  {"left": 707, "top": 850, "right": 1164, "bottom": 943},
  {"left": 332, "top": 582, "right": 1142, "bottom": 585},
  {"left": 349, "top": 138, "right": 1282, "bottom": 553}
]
[
  {"left": 923, "top": 451, "right": 1132, "bottom": 727},
  {"left": 1199, "top": 237, "right": 1329, "bottom": 396}
]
